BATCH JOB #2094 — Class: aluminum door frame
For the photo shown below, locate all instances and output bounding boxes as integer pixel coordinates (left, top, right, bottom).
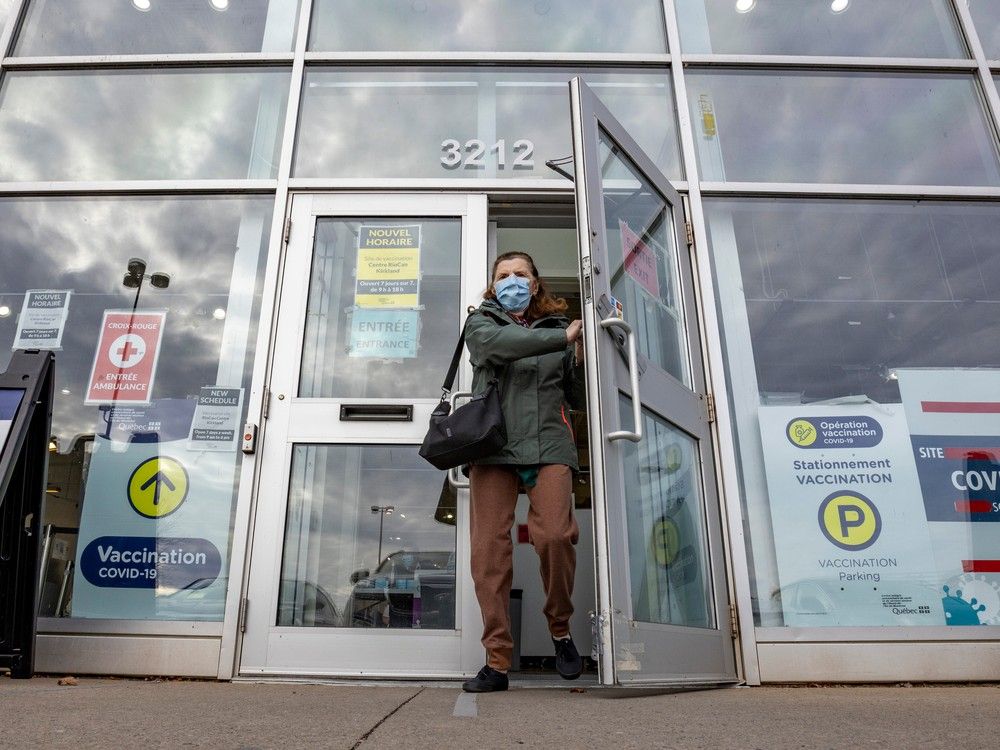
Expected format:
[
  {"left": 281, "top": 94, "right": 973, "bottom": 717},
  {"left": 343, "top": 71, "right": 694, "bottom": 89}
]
[
  {"left": 239, "top": 193, "right": 487, "bottom": 678},
  {"left": 570, "top": 78, "right": 737, "bottom": 686}
]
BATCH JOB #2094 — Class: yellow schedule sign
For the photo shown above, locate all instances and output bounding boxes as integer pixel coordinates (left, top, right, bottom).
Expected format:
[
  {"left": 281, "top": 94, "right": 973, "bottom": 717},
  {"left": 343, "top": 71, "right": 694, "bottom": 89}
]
[{"left": 355, "top": 224, "right": 421, "bottom": 308}]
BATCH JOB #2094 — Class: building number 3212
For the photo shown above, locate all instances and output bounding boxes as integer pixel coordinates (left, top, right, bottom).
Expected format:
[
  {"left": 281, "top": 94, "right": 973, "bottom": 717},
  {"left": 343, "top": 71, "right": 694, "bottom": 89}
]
[{"left": 440, "top": 138, "right": 535, "bottom": 170}]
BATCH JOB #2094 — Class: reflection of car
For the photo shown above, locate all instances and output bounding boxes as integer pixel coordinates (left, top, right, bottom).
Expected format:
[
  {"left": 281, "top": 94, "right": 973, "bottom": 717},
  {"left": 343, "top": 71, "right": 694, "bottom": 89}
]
[
  {"left": 347, "top": 551, "right": 455, "bottom": 629},
  {"left": 162, "top": 577, "right": 341, "bottom": 627}
]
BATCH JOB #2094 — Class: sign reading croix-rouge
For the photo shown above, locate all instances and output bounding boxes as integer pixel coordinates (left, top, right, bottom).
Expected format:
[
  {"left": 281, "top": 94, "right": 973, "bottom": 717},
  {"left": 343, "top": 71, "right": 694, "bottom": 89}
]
[{"left": 86, "top": 311, "right": 166, "bottom": 405}]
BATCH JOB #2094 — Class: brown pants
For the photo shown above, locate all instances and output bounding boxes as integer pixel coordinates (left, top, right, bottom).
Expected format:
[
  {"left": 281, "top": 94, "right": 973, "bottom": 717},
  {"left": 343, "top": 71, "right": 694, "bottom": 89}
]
[{"left": 469, "top": 463, "right": 579, "bottom": 672}]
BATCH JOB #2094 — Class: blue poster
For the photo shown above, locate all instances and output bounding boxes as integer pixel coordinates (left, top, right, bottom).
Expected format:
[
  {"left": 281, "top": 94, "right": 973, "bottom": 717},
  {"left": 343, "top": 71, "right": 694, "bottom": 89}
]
[
  {"left": 348, "top": 309, "right": 420, "bottom": 359},
  {"left": 0, "top": 389, "right": 23, "bottom": 455}
]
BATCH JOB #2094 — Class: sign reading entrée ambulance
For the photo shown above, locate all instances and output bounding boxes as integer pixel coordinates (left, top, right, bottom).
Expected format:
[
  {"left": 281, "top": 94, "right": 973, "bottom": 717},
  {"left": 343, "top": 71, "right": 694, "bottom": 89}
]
[{"left": 86, "top": 311, "right": 166, "bottom": 405}]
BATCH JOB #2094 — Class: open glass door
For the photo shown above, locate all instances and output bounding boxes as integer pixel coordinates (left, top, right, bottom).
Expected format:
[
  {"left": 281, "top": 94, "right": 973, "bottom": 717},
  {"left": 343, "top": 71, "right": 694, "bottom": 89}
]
[
  {"left": 239, "top": 194, "right": 486, "bottom": 678},
  {"left": 570, "top": 79, "right": 737, "bottom": 686}
]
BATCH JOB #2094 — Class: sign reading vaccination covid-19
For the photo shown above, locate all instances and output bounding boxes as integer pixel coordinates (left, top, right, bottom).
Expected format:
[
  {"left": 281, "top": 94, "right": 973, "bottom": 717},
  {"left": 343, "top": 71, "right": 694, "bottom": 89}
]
[
  {"left": 759, "top": 404, "right": 943, "bottom": 626},
  {"left": 73, "top": 398, "right": 237, "bottom": 620}
]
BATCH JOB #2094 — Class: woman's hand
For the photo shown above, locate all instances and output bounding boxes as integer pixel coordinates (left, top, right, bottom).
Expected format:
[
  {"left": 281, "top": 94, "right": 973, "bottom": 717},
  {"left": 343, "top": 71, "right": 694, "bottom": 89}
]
[{"left": 565, "top": 319, "right": 583, "bottom": 344}]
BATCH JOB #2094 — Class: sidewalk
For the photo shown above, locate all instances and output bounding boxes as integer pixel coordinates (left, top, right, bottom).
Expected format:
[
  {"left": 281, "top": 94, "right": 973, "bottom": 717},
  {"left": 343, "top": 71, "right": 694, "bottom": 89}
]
[{"left": 2, "top": 676, "right": 997, "bottom": 749}]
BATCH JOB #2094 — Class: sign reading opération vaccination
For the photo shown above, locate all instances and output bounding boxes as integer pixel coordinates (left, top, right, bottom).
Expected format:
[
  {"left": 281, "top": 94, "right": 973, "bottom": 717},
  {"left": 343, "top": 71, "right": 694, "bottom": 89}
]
[
  {"left": 12, "top": 289, "right": 72, "bottom": 350},
  {"left": 85, "top": 311, "right": 165, "bottom": 404},
  {"left": 898, "top": 369, "right": 1000, "bottom": 626},
  {"left": 759, "top": 404, "right": 942, "bottom": 626},
  {"left": 187, "top": 386, "right": 244, "bottom": 451},
  {"left": 355, "top": 224, "right": 421, "bottom": 308}
]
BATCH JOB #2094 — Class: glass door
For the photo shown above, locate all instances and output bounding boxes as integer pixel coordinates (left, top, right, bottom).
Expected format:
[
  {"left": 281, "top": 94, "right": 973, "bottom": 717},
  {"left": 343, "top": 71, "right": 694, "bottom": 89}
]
[
  {"left": 239, "top": 194, "right": 487, "bottom": 677},
  {"left": 570, "top": 79, "right": 737, "bottom": 686}
]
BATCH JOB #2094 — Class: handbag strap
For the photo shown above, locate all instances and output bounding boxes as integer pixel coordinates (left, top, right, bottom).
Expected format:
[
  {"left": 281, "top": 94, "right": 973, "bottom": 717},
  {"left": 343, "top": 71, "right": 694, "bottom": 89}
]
[{"left": 440, "top": 324, "right": 467, "bottom": 398}]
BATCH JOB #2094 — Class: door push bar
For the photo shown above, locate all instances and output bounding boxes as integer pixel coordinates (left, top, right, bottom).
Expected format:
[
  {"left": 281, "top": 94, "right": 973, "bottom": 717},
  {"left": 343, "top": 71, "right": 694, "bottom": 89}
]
[{"left": 599, "top": 317, "right": 643, "bottom": 444}]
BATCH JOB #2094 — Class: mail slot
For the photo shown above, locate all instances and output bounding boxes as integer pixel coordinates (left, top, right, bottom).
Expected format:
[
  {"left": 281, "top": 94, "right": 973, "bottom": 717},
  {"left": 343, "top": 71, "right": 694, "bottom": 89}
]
[{"left": 339, "top": 404, "right": 414, "bottom": 422}]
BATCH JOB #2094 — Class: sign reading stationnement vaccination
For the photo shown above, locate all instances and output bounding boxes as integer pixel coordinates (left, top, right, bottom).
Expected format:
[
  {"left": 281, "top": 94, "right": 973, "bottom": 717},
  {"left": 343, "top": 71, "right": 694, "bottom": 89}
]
[
  {"left": 12, "top": 289, "right": 72, "bottom": 350},
  {"left": 354, "top": 224, "right": 421, "bottom": 309},
  {"left": 85, "top": 311, "right": 166, "bottom": 405},
  {"left": 759, "top": 404, "right": 943, "bottom": 626}
]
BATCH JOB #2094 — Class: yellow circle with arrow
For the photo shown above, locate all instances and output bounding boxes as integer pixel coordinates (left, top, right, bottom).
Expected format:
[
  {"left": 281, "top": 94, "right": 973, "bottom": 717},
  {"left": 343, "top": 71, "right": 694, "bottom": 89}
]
[
  {"left": 652, "top": 517, "right": 680, "bottom": 566},
  {"left": 127, "top": 456, "right": 189, "bottom": 519}
]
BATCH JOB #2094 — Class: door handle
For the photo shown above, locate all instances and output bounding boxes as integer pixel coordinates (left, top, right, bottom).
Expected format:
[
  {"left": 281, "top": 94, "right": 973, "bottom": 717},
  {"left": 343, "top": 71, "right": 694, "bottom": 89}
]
[
  {"left": 599, "top": 317, "right": 643, "bottom": 443},
  {"left": 446, "top": 391, "right": 472, "bottom": 489}
]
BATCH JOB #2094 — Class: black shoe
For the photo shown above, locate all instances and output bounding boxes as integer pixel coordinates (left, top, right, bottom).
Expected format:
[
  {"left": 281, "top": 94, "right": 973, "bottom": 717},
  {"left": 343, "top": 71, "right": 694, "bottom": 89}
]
[
  {"left": 553, "top": 635, "right": 583, "bottom": 680},
  {"left": 462, "top": 665, "right": 509, "bottom": 693}
]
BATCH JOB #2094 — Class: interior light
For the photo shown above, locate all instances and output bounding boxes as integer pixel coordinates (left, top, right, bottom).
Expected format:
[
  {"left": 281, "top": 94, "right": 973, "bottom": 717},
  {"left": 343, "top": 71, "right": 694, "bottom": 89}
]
[
  {"left": 831, "top": 0, "right": 849, "bottom": 12},
  {"left": 735, "top": 0, "right": 755, "bottom": 12},
  {"left": 132, "top": 0, "right": 152, "bottom": 11},
  {"left": 0, "top": 305, "right": 10, "bottom": 317},
  {"left": 212, "top": 307, "right": 227, "bottom": 320},
  {"left": 445, "top": 513, "right": 454, "bottom": 520},
  {"left": 48, "top": 437, "right": 58, "bottom": 453},
  {"left": 60, "top": 388, "right": 71, "bottom": 395},
  {"left": 209, "top": 0, "right": 229, "bottom": 10}
]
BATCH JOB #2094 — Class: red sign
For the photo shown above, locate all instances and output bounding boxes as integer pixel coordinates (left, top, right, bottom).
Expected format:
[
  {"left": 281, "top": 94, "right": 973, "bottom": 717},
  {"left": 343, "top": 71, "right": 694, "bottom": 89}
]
[
  {"left": 620, "top": 220, "right": 660, "bottom": 298},
  {"left": 86, "top": 311, "right": 166, "bottom": 405}
]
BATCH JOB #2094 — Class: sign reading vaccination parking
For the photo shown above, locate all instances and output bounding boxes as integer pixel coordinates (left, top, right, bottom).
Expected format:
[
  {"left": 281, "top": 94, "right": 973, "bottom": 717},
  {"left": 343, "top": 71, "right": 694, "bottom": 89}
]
[
  {"left": 759, "top": 404, "right": 942, "bottom": 626},
  {"left": 85, "top": 311, "right": 165, "bottom": 404},
  {"left": 355, "top": 224, "right": 421, "bottom": 308}
]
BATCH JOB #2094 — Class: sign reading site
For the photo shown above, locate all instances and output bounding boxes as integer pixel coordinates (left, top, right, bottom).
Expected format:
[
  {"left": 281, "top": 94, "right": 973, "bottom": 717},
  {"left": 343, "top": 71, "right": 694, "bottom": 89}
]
[
  {"left": 12, "top": 289, "right": 72, "bottom": 350},
  {"left": 86, "top": 311, "right": 165, "bottom": 405},
  {"left": 355, "top": 224, "right": 421, "bottom": 308},
  {"left": 759, "top": 404, "right": 942, "bottom": 626}
]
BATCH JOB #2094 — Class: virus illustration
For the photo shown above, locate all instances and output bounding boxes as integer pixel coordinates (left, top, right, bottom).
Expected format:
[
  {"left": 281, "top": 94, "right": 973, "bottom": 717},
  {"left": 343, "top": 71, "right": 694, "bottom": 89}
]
[{"left": 941, "top": 576, "right": 1000, "bottom": 626}]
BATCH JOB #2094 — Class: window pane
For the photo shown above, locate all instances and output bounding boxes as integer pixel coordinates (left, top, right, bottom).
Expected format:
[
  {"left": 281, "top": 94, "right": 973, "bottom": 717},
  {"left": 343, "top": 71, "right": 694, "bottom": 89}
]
[
  {"left": 969, "top": 0, "right": 1000, "bottom": 60},
  {"left": 309, "top": 0, "right": 667, "bottom": 53},
  {"left": 0, "top": 196, "right": 273, "bottom": 621},
  {"left": 598, "top": 131, "right": 691, "bottom": 384},
  {"left": 0, "top": 68, "right": 289, "bottom": 181},
  {"left": 0, "top": 0, "right": 17, "bottom": 40},
  {"left": 295, "top": 67, "right": 681, "bottom": 181},
  {"left": 677, "top": 0, "right": 966, "bottom": 57},
  {"left": 299, "top": 218, "right": 462, "bottom": 399},
  {"left": 689, "top": 71, "right": 1000, "bottom": 185},
  {"left": 15, "top": 0, "right": 299, "bottom": 55},
  {"left": 278, "top": 445, "right": 456, "bottom": 630},
  {"left": 706, "top": 198, "right": 1000, "bottom": 627},
  {"left": 620, "top": 398, "right": 715, "bottom": 628}
]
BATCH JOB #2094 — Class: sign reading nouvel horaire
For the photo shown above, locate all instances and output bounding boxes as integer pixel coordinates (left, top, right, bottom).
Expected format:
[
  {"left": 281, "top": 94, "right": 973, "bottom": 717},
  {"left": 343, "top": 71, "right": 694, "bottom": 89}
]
[
  {"left": 759, "top": 404, "right": 942, "bottom": 626},
  {"left": 86, "top": 311, "right": 165, "bottom": 404},
  {"left": 12, "top": 289, "right": 72, "bottom": 350},
  {"left": 355, "top": 224, "right": 421, "bottom": 308}
]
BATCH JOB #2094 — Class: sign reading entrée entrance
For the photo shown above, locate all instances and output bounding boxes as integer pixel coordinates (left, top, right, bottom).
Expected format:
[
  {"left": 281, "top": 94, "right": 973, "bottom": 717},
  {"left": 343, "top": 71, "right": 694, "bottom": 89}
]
[{"left": 86, "top": 311, "right": 166, "bottom": 404}]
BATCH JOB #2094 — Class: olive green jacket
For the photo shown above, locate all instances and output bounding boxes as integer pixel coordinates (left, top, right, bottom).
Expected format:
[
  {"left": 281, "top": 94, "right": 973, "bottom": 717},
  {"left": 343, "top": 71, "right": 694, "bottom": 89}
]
[{"left": 464, "top": 299, "right": 585, "bottom": 469}]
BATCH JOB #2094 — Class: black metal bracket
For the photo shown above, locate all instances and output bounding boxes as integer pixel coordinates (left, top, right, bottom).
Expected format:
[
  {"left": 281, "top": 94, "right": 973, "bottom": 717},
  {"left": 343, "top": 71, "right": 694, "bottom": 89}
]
[{"left": 0, "top": 350, "right": 55, "bottom": 679}]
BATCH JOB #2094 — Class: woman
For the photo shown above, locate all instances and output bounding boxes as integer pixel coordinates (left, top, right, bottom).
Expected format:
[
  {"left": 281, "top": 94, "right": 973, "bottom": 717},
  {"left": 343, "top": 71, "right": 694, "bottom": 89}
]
[{"left": 461, "top": 251, "right": 586, "bottom": 693}]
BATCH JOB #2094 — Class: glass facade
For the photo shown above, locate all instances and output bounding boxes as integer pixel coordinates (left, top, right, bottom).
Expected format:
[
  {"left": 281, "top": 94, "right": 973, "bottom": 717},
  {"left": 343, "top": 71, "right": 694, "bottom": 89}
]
[
  {"left": 295, "top": 68, "right": 682, "bottom": 180},
  {"left": 1, "top": 0, "right": 1000, "bottom": 673},
  {"left": 308, "top": 0, "right": 668, "bottom": 53}
]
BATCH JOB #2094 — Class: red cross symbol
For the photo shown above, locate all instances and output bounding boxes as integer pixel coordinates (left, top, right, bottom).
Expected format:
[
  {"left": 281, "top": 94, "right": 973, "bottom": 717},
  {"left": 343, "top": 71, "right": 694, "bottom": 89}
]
[{"left": 117, "top": 340, "right": 138, "bottom": 361}]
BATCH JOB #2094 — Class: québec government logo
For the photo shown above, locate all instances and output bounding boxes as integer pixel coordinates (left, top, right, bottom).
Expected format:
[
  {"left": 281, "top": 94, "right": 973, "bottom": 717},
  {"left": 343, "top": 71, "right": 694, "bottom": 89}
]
[{"left": 786, "top": 416, "right": 883, "bottom": 449}]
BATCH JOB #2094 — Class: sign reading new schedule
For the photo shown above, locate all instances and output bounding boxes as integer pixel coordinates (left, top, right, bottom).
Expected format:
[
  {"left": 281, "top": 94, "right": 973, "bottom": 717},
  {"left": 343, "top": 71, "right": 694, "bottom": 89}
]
[{"left": 355, "top": 224, "right": 421, "bottom": 308}]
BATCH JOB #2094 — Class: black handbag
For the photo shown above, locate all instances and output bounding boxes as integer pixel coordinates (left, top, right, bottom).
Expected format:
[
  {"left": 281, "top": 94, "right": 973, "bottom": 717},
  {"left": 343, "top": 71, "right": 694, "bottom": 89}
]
[{"left": 419, "top": 322, "right": 507, "bottom": 470}]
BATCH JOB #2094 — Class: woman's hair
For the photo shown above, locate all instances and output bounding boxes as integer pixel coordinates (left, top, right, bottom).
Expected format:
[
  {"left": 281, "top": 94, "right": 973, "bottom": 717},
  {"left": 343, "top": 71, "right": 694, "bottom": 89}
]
[{"left": 485, "top": 251, "right": 568, "bottom": 320}]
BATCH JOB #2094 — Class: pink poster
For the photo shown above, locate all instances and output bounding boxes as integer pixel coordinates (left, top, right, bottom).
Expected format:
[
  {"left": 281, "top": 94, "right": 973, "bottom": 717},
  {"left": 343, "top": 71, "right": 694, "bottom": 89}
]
[{"left": 619, "top": 220, "right": 660, "bottom": 298}]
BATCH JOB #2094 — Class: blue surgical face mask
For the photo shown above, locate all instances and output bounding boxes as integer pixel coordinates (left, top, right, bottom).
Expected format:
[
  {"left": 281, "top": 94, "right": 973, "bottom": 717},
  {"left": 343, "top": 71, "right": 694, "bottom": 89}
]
[{"left": 494, "top": 275, "right": 532, "bottom": 313}]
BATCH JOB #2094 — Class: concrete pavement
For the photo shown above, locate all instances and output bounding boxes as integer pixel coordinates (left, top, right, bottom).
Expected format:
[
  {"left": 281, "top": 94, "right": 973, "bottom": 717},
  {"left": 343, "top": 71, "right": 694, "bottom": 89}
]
[{"left": 2, "top": 676, "right": 997, "bottom": 749}]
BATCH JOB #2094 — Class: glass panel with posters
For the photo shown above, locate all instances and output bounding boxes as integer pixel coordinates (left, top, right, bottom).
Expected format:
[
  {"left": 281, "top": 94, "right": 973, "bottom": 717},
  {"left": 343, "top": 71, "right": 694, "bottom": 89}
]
[
  {"left": 687, "top": 71, "right": 1000, "bottom": 186},
  {"left": 706, "top": 198, "right": 1000, "bottom": 629},
  {"left": 295, "top": 67, "right": 682, "bottom": 181},
  {"left": 0, "top": 196, "right": 273, "bottom": 621}
]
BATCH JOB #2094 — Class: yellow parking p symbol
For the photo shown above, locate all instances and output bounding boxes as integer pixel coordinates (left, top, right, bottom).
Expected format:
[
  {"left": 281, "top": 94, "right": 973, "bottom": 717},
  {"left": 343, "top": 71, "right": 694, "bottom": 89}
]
[{"left": 818, "top": 492, "right": 881, "bottom": 551}]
